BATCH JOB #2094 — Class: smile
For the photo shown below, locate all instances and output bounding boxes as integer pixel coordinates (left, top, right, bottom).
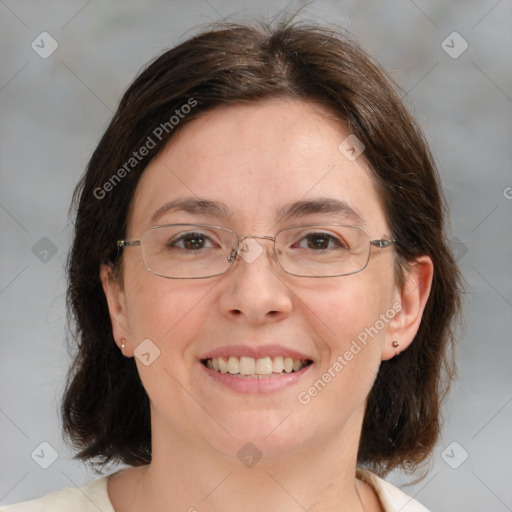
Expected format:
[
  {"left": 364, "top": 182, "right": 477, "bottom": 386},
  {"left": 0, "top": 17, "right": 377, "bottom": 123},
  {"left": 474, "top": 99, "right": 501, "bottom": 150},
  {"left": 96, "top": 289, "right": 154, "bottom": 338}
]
[{"left": 203, "top": 356, "right": 312, "bottom": 377}]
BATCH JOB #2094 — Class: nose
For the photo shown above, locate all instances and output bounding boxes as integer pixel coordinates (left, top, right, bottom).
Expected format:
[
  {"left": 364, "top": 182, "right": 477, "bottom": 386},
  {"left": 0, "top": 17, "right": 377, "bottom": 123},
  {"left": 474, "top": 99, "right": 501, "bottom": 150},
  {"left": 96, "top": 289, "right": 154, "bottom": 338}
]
[{"left": 218, "top": 236, "right": 293, "bottom": 325}]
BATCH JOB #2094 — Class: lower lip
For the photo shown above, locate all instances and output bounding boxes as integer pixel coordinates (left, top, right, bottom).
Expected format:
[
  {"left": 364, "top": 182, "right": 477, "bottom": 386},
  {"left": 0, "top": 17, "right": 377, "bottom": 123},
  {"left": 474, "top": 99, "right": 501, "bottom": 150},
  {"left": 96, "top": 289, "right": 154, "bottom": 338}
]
[{"left": 200, "top": 362, "right": 313, "bottom": 394}]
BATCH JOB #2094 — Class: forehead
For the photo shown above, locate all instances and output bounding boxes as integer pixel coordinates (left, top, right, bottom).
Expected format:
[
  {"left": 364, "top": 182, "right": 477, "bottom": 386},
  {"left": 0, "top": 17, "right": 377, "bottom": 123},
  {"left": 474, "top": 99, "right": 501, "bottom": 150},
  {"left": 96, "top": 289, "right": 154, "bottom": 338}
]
[{"left": 128, "top": 99, "right": 387, "bottom": 234}]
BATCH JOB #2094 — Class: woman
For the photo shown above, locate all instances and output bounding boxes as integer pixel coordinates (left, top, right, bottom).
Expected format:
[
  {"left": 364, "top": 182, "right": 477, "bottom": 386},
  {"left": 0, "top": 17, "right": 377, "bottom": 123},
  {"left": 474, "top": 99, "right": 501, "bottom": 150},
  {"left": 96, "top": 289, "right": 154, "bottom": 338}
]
[{"left": 2, "top": 18, "right": 462, "bottom": 512}]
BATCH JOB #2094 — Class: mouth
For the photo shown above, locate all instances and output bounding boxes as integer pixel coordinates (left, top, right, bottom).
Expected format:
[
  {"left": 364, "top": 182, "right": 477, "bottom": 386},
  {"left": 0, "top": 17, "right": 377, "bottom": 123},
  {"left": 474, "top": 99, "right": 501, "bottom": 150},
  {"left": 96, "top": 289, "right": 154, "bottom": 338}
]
[{"left": 201, "top": 356, "right": 313, "bottom": 378}]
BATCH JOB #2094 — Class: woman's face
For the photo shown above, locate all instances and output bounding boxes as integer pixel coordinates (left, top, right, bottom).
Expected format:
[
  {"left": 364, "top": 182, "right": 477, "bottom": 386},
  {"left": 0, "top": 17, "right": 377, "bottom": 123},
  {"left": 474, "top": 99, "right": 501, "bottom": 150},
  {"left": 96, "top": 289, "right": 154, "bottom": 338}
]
[{"left": 103, "top": 99, "right": 409, "bottom": 463}]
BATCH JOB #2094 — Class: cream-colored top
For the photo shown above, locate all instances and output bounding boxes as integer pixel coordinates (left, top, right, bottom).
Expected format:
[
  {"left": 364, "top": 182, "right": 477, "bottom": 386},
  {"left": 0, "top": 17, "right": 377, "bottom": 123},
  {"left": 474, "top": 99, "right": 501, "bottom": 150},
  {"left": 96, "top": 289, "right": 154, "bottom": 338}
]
[{"left": 1, "top": 469, "right": 430, "bottom": 511}]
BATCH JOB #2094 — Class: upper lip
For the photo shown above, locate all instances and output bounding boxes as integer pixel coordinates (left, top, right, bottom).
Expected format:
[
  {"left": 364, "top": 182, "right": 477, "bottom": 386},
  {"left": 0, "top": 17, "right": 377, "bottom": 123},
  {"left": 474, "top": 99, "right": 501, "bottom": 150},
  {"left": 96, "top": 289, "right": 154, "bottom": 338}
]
[{"left": 200, "top": 344, "right": 313, "bottom": 361}]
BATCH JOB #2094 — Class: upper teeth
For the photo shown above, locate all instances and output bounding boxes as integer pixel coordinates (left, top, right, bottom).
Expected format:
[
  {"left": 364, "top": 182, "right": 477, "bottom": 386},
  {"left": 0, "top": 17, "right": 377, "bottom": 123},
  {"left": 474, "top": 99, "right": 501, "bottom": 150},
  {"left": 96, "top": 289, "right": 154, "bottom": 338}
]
[{"left": 205, "top": 356, "right": 308, "bottom": 375}]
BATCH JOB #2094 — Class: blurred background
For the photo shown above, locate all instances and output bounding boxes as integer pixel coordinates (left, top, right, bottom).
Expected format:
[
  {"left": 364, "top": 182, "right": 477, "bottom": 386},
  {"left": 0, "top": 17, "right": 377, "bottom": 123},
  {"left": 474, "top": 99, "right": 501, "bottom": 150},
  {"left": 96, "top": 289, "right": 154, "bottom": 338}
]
[{"left": 1, "top": 1, "right": 511, "bottom": 510}]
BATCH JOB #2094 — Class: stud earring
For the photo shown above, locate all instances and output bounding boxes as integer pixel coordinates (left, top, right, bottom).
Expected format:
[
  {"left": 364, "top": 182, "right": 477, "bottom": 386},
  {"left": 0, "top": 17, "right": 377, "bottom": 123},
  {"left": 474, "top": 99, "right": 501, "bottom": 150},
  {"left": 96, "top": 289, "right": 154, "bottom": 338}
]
[
  {"left": 392, "top": 340, "right": 399, "bottom": 348},
  {"left": 120, "top": 339, "right": 126, "bottom": 352}
]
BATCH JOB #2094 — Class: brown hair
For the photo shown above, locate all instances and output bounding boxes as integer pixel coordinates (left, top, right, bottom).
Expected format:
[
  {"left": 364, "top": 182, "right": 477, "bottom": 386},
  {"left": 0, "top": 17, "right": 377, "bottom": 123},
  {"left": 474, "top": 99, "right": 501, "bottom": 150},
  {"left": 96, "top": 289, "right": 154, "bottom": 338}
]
[{"left": 62, "top": 17, "right": 463, "bottom": 477}]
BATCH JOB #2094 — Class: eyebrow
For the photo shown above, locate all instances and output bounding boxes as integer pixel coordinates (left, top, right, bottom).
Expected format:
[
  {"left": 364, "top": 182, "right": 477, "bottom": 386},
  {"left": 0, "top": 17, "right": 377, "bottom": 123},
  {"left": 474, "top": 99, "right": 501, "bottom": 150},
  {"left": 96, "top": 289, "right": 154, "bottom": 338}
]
[
  {"left": 150, "top": 196, "right": 365, "bottom": 226},
  {"left": 150, "top": 197, "right": 232, "bottom": 224},
  {"left": 277, "top": 197, "right": 365, "bottom": 226}
]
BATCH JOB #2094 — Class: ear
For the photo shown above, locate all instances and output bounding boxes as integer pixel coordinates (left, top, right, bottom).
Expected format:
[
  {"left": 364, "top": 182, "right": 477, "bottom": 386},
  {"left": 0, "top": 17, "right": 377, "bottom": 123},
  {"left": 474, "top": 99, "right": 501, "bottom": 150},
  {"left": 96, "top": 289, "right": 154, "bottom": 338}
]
[
  {"left": 100, "top": 263, "right": 133, "bottom": 356},
  {"left": 382, "top": 255, "right": 433, "bottom": 360}
]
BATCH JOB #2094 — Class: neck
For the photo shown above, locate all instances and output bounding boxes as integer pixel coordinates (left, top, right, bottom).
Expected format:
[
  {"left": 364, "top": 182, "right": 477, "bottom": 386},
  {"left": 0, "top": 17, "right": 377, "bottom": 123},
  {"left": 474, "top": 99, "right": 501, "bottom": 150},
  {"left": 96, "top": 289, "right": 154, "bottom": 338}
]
[{"left": 130, "top": 408, "right": 368, "bottom": 512}]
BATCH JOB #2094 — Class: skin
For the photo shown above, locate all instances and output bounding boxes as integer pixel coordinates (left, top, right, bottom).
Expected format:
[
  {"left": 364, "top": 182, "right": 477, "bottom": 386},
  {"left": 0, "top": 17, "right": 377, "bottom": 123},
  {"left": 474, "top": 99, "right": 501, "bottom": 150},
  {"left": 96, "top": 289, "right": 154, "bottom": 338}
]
[{"left": 101, "top": 98, "right": 433, "bottom": 512}]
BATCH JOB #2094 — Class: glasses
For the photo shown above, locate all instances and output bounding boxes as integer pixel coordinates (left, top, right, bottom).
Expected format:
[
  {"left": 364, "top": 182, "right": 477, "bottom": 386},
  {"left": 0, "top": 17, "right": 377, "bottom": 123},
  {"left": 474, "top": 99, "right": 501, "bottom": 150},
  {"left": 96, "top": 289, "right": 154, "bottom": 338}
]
[{"left": 117, "top": 223, "right": 395, "bottom": 279}]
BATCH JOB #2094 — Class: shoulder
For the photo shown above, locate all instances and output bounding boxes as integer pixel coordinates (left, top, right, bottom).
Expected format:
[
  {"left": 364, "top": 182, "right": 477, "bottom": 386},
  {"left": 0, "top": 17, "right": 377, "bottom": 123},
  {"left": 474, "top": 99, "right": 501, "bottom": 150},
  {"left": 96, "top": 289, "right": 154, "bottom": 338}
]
[
  {"left": 357, "top": 468, "right": 432, "bottom": 512},
  {"left": 0, "top": 476, "right": 114, "bottom": 512}
]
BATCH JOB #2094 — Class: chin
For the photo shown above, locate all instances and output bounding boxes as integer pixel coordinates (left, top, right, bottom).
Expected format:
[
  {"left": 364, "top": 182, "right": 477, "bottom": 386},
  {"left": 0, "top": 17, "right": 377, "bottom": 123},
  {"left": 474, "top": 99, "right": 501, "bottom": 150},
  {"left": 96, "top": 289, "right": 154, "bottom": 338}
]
[{"left": 203, "top": 412, "right": 310, "bottom": 462}]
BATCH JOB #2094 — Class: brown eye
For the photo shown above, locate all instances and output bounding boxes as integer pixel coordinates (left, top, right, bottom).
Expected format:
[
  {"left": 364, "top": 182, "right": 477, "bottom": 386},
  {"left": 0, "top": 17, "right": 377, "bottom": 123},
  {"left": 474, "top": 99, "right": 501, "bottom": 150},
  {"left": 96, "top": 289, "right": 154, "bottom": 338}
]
[
  {"left": 307, "top": 234, "right": 331, "bottom": 250},
  {"left": 170, "top": 232, "right": 214, "bottom": 250},
  {"left": 293, "top": 232, "right": 348, "bottom": 251}
]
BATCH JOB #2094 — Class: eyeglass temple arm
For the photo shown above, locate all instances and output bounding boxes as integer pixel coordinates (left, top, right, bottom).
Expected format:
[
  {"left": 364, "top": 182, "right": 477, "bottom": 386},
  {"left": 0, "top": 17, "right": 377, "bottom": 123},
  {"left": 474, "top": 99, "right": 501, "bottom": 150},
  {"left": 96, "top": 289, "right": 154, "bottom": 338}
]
[
  {"left": 370, "top": 238, "right": 395, "bottom": 249},
  {"left": 117, "top": 240, "right": 141, "bottom": 248}
]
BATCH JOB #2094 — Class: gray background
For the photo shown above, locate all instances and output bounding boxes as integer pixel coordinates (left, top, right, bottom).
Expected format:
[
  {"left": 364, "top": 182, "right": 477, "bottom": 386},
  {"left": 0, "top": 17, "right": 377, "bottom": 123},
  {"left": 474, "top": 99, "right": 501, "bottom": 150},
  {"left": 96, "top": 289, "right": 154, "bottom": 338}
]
[{"left": 1, "top": 1, "right": 511, "bottom": 510}]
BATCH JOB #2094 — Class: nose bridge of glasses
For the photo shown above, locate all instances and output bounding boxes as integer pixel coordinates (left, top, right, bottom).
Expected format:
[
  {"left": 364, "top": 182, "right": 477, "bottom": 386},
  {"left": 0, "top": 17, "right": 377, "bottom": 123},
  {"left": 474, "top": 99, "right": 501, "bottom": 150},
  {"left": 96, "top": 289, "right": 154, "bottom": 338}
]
[
  {"left": 228, "top": 234, "right": 277, "bottom": 265},
  {"left": 239, "top": 234, "right": 275, "bottom": 244}
]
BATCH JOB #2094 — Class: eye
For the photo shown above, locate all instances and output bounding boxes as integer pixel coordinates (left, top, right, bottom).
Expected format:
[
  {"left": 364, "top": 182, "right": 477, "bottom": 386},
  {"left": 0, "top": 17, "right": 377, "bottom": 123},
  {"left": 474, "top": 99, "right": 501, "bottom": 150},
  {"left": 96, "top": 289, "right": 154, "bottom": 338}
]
[
  {"left": 292, "top": 231, "right": 349, "bottom": 251},
  {"left": 169, "top": 231, "right": 217, "bottom": 251}
]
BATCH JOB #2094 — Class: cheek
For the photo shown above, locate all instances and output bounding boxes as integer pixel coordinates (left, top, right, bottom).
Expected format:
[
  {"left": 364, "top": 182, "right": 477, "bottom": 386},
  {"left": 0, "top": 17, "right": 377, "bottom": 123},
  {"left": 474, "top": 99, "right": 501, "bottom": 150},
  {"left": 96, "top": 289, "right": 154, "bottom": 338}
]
[
  {"left": 294, "top": 288, "right": 386, "bottom": 419},
  {"left": 125, "top": 278, "right": 213, "bottom": 409},
  {"left": 298, "top": 268, "right": 395, "bottom": 396},
  {"left": 123, "top": 269, "right": 210, "bottom": 354},
  {"left": 307, "top": 272, "right": 392, "bottom": 348}
]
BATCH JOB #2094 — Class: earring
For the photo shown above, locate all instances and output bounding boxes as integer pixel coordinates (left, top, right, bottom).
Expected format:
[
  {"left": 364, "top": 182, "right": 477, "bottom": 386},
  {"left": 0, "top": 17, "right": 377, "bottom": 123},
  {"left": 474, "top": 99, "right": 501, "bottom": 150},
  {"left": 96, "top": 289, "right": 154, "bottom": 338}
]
[
  {"left": 120, "top": 339, "right": 126, "bottom": 352},
  {"left": 392, "top": 340, "right": 399, "bottom": 348}
]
